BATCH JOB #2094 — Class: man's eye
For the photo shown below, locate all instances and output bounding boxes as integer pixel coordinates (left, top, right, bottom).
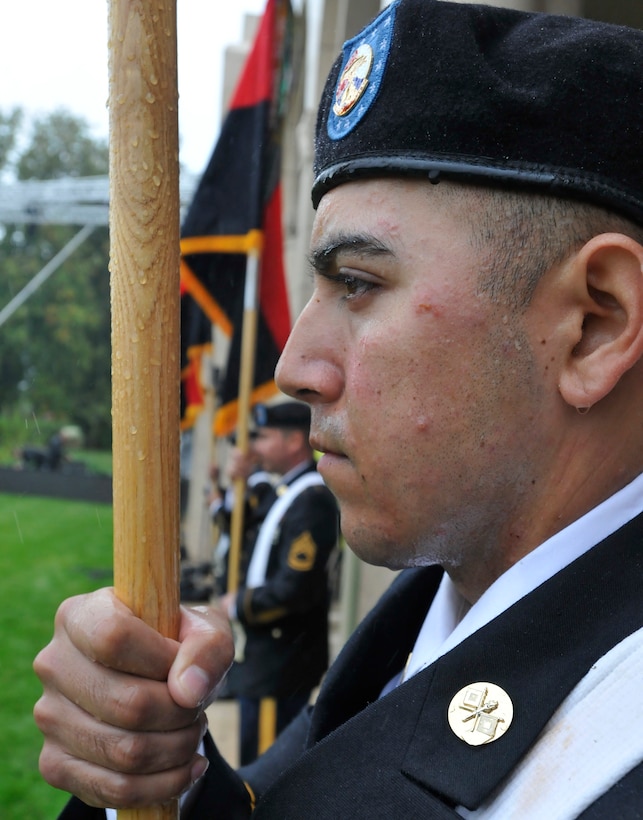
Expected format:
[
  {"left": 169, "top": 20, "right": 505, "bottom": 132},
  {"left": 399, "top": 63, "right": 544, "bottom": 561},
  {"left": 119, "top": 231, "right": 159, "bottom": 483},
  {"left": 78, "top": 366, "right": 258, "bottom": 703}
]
[
  {"left": 339, "top": 273, "right": 376, "bottom": 298},
  {"left": 313, "top": 267, "right": 378, "bottom": 300},
  {"left": 342, "top": 274, "right": 361, "bottom": 295}
]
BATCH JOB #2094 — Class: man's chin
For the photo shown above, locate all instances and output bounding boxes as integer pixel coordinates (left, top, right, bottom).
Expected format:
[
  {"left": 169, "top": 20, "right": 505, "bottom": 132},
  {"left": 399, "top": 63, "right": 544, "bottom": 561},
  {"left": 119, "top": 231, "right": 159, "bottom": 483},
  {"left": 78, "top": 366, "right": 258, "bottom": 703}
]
[{"left": 341, "top": 532, "right": 405, "bottom": 571}]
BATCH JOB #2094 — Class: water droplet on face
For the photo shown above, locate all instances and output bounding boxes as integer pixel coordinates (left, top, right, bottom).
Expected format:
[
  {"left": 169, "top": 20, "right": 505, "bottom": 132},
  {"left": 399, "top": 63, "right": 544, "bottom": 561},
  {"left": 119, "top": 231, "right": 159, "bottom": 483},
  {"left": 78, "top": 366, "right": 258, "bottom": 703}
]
[
  {"left": 130, "top": 426, "right": 138, "bottom": 435},
  {"left": 146, "top": 92, "right": 156, "bottom": 104}
]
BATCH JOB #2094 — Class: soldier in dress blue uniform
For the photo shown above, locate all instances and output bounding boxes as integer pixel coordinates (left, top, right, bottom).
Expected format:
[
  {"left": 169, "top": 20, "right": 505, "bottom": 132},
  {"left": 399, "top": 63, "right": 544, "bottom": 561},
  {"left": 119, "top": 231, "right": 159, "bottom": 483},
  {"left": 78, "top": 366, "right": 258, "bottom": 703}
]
[
  {"left": 35, "top": 2, "right": 643, "bottom": 817},
  {"left": 215, "top": 401, "right": 339, "bottom": 765}
]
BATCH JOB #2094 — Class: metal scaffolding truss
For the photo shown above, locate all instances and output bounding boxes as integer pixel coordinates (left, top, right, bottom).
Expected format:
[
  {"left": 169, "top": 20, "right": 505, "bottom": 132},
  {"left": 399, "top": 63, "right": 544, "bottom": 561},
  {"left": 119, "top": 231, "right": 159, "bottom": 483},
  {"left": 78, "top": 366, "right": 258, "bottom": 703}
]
[
  {"left": 0, "top": 172, "right": 199, "bottom": 327},
  {"left": 0, "top": 172, "right": 198, "bottom": 227}
]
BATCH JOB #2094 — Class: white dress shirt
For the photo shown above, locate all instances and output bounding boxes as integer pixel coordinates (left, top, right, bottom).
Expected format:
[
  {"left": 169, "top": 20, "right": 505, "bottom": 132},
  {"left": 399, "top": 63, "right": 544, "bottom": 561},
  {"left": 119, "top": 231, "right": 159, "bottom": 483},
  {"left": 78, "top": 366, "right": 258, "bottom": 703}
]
[{"left": 404, "top": 471, "right": 643, "bottom": 680}]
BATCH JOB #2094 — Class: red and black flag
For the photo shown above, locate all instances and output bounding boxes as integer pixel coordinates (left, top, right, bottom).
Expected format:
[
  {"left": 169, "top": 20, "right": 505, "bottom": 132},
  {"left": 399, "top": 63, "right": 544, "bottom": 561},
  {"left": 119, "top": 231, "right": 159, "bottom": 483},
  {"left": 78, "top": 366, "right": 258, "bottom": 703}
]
[
  {"left": 179, "top": 276, "right": 211, "bottom": 430},
  {"left": 180, "top": 0, "right": 293, "bottom": 436}
]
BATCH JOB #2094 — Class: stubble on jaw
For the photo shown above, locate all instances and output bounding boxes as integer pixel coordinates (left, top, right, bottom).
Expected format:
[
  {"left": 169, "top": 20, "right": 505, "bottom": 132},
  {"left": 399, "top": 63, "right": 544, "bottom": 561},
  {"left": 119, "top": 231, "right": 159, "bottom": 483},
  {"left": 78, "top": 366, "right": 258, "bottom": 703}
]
[{"left": 347, "top": 312, "right": 543, "bottom": 601}]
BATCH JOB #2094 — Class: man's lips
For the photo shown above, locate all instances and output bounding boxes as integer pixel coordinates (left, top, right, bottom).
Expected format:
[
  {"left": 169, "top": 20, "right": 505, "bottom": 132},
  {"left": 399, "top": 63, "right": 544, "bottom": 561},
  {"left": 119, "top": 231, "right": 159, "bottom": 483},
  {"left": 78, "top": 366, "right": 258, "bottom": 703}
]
[
  {"left": 310, "top": 435, "right": 346, "bottom": 459},
  {"left": 313, "top": 443, "right": 351, "bottom": 482},
  {"left": 317, "top": 451, "right": 347, "bottom": 465}
]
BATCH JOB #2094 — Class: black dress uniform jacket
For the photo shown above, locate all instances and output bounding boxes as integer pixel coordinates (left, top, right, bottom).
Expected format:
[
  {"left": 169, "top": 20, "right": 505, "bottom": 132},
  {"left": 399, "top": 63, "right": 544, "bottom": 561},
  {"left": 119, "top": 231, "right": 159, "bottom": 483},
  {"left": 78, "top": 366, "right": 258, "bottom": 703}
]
[
  {"left": 60, "top": 512, "right": 643, "bottom": 819},
  {"left": 226, "top": 460, "right": 339, "bottom": 699}
]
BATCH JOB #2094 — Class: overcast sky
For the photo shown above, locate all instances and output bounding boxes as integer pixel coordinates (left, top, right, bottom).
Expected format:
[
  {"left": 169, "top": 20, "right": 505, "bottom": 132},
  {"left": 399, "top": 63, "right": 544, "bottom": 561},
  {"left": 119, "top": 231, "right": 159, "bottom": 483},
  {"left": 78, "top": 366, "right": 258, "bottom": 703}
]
[{"left": 0, "top": 0, "right": 268, "bottom": 174}]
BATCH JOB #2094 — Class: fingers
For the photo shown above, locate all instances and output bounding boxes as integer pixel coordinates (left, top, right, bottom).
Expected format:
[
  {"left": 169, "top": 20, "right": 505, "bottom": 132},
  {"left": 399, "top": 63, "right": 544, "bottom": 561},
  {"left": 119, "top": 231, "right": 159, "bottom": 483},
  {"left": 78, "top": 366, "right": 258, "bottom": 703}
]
[
  {"left": 35, "top": 591, "right": 192, "bottom": 732},
  {"left": 35, "top": 637, "right": 198, "bottom": 732},
  {"left": 38, "top": 739, "right": 209, "bottom": 809},
  {"left": 34, "top": 648, "right": 209, "bottom": 807},
  {"left": 34, "top": 689, "right": 207, "bottom": 776},
  {"left": 64, "top": 588, "right": 178, "bottom": 679},
  {"left": 34, "top": 591, "right": 235, "bottom": 727},
  {"left": 33, "top": 589, "right": 233, "bottom": 807}
]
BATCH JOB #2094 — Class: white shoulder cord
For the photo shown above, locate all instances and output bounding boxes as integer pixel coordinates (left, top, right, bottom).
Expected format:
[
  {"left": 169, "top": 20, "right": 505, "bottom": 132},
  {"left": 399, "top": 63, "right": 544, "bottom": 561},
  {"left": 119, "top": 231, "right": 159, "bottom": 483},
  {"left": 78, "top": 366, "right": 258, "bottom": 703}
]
[{"left": 245, "top": 471, "right": 325, "bottom": 589}]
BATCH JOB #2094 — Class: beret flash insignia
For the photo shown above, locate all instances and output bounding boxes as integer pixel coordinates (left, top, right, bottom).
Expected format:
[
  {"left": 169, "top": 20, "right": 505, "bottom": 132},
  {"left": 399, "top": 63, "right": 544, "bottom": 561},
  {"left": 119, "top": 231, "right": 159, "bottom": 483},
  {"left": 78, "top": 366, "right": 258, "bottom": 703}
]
[{"left": 327, "top": 1, "right": 397, "bottom": 140}]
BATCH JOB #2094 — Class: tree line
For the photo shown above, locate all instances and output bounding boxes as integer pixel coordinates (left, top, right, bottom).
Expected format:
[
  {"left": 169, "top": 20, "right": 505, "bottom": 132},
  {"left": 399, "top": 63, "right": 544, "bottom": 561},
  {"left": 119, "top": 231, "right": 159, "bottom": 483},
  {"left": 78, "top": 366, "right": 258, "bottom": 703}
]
[{"left": 0, "top": 108, "right": 112, "bottom": 449}]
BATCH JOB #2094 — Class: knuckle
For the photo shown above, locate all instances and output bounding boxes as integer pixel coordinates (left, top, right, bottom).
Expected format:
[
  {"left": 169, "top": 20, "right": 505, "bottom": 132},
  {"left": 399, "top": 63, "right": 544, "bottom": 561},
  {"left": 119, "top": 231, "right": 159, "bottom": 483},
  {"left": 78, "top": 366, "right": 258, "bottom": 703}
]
[
  {"left": 88, "top": 610, "right": 133, "bottom": 666},
  {"left": 39, "top": 738, "right": 192, "bottom": 809},
  {"left": 92, "top": 772, "right": 142, "bottom": 809},
  {"left": 33, "top": 643, "right": 57, "bottom": 684},
  {"left": 95, "top": 769, "right": 189, "bottom": 809},
  {"left": 110, "top": 682, "right": 156, "bottom": 729},
  {"left": 111, "top": 732, "right": 153, "bottom": 773},
  {"left": 33, "top": 695, "right": 53, "bottom": 733},
  {"left": 38, "top": 743, "right": 67, "bottom": 790}
]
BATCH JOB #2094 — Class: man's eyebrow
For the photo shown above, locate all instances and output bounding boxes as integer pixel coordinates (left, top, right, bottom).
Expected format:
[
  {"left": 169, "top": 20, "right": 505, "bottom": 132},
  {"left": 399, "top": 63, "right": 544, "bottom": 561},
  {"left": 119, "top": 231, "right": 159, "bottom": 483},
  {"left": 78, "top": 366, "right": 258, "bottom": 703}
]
[{"left": 308, "top": 233, "right": 394, "bottom": 273}]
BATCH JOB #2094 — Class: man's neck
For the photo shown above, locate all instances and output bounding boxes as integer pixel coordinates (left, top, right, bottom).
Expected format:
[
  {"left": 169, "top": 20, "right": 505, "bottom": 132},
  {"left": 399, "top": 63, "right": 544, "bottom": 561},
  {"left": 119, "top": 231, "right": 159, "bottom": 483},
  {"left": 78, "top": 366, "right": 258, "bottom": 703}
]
[{"left": 449, "top": 469, "right": 643, "bottom": 605}]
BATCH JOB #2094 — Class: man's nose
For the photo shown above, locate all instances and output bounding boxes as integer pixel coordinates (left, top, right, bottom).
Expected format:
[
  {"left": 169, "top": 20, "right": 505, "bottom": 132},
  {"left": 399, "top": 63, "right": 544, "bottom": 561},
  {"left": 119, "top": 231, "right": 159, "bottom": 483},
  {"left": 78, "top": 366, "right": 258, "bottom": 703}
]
[{"left": 275, "top": 300, "right": 343, "bottom": 404}]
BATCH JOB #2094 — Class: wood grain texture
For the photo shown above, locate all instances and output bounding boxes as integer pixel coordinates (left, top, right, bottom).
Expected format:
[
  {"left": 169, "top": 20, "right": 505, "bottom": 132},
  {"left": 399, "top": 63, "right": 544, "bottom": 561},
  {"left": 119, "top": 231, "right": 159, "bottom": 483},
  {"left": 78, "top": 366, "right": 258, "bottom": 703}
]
[{"left": 108, "top": 1, "right": 181, "bottom": 817}]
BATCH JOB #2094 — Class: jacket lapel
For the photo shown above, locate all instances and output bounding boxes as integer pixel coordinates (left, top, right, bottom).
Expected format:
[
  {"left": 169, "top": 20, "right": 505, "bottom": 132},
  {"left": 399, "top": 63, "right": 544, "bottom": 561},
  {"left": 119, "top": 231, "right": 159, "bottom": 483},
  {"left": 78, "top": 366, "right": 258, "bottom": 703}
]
[
  {"left": 400, "top": 513, "right": 643, "bottom": 808},
  {"left": 308, "top": 565, "right": 443, "bottom": 742},
  {"left": 304, "top": 513, "right": 643, "bottom": 811}
]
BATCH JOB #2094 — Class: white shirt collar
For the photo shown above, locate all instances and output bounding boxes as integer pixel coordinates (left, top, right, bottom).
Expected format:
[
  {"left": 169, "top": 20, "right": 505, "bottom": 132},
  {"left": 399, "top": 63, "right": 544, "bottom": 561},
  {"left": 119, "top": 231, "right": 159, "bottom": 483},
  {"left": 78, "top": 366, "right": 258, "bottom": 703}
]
[
  {"left": 280, "top": 458, "right": 315, "bottom": 486},
  {"left": 404, "top": 471, "right": 643, "bottom": 681}
]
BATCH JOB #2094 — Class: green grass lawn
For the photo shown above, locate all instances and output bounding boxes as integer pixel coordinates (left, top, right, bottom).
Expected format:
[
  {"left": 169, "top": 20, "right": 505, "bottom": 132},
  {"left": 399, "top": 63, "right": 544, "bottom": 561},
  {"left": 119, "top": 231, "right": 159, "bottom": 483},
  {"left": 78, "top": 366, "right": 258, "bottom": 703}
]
[{"left": 0, "top": 493, "right": 114, "bottom": 818}]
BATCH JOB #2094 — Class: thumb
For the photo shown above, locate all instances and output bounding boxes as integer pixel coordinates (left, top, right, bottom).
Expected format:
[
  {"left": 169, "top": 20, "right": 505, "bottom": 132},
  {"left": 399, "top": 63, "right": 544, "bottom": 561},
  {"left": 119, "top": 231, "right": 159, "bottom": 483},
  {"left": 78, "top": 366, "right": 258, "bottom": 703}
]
[{"left": 167, "top": 603, "right": 234, "bottom": 709}]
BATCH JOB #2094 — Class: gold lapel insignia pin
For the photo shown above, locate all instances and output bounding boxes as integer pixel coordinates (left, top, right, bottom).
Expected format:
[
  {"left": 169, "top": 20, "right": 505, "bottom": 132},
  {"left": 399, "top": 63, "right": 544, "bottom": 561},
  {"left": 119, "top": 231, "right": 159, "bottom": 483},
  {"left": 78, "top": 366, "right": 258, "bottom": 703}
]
[{"left": 447, "top": 682, "right": 513, "bottom": 746}]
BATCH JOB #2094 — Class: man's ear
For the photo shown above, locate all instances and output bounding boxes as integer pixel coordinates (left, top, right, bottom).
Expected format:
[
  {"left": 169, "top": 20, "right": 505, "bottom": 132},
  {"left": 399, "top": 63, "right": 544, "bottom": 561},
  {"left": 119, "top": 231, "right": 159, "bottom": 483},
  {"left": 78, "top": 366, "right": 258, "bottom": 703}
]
[{"left": 558, "top": 233, "right": 643, "bottom": 409}]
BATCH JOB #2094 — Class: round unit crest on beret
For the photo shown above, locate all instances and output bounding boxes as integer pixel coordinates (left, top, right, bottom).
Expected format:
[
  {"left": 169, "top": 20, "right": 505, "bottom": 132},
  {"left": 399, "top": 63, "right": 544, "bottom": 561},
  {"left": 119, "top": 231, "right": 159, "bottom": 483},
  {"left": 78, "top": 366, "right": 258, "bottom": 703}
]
[{"left": 313, "top": 0, "right": 643, "bottom": 227}]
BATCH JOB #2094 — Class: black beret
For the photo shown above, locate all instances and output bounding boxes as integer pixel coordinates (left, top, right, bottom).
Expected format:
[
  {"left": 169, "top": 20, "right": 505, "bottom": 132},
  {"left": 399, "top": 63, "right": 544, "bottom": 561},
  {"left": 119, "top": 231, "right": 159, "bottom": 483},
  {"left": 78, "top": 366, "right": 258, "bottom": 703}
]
[
  {"left": 253, "top": 401, "right": 311, "bottom": 430},
  {"left": 313, "top": 0, "right": 643, "bottom": 226}
]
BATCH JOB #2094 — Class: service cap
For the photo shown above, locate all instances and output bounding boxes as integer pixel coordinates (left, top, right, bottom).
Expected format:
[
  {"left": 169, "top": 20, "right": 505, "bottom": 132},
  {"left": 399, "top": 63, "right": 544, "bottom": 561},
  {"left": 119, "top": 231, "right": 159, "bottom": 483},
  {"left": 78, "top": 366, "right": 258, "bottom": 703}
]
[{"left": 253, "top": 401, "right": 311, "bottom": 431}]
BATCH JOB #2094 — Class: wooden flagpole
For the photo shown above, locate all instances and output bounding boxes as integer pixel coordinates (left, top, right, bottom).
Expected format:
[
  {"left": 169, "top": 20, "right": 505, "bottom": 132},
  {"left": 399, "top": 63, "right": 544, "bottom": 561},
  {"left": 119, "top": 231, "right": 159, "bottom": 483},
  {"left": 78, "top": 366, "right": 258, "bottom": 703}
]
[
  {"left": 108, "top": 0, "right": 181, "bottom": 817},
  {"left": 227, "top": 245, "right": 262, "bottom": 593}
]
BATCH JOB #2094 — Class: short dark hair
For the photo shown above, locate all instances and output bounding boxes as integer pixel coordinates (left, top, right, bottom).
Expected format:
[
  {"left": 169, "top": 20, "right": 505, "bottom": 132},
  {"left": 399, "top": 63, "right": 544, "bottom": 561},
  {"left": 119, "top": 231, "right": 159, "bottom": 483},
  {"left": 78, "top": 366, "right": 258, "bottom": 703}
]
[{"left": 436, "top": 182, "right": 643, "bottom": 310}]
